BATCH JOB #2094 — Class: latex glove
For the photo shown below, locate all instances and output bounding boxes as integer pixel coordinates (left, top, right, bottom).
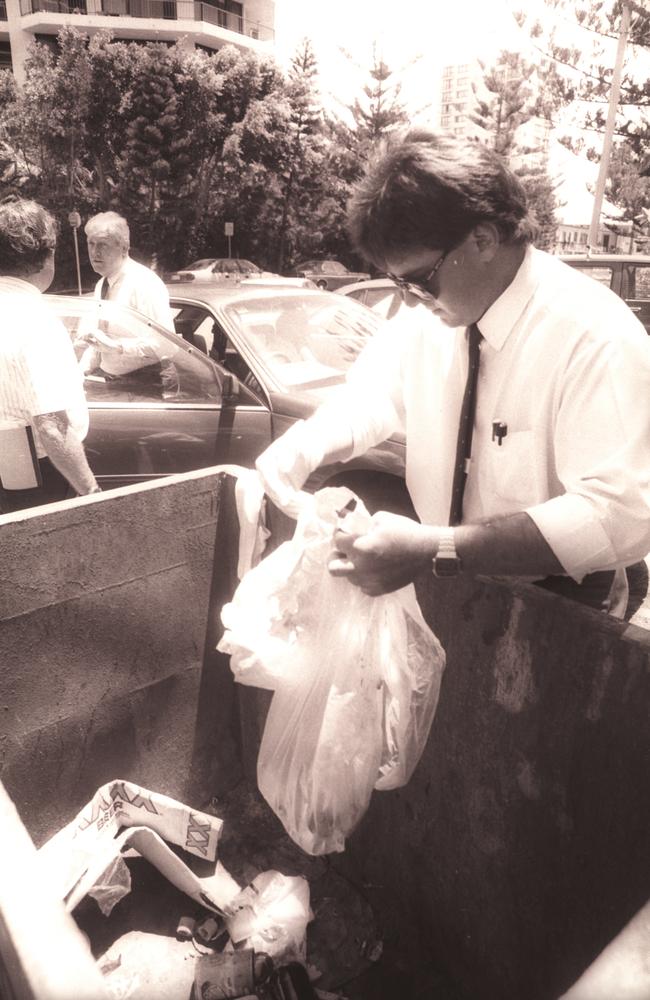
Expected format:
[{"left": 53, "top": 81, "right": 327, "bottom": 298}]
[{"left": 255, "top": 420, "right": 324, "bottom": 517}]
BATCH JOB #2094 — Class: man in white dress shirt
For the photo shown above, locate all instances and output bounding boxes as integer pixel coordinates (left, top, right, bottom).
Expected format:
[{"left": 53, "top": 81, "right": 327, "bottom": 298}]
[
  {"left": 0, "top": 198, "right": 99, "bottom": 513},
  {"left": 255, "top": 130, "right": 650, "bottom": 617},
  {"left": 79, "top": 212, "right": 177, "bottom": 394}
]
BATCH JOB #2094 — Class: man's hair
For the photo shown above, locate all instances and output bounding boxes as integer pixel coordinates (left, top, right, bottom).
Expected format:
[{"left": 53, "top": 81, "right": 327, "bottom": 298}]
[
  {"left": 347, "top": 129, "right": 537, "bottom": 268},
  {"left": 0, "top": 198, "right": 57, "bottom": 277},
  {"left": 85, "top": 211, "right": 130, "bottom": 250}
]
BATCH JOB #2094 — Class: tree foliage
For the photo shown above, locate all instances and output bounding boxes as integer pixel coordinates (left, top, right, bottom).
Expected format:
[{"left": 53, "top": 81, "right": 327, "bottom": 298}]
[{"left": 515, "top": 0, "right": 650, "bottom": 150}]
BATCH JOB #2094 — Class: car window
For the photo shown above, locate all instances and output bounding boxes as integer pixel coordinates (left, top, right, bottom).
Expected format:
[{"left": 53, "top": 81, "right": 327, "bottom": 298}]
[
  {"left": 322, "top": 261, "right": 347, "bottom": 275},
  {"left": 185, "top": 259, "right": 215, "bottom": 270},
  {"left": 237, "top": 260, "right": 261, "bottom": 274},
  {"left": 213, "top": 260, "right": 241, "bottom": 275},
  {"left": 623, "top": 264, "right": 650, "bottom": 300},
  {"left": 51, "top": 298, "right": 222, "bottom": 404},
  {"left": 574, "top": 265, "right": 614, "bottom": 289},
  {"left": 221, "top": 292, "right": 380, "bottom": 389},
  {"left": 171, "top": 302, "right": 262, "bottom": 400}
]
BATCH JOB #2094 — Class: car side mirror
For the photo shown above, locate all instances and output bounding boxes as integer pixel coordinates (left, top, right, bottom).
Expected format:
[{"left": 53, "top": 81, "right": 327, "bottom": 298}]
[
  {"left": 193, "top": 332, "right": 209, "bottom": 355},
  {"left": 222, "top": 372, "right": 240, "bottom": 401}
]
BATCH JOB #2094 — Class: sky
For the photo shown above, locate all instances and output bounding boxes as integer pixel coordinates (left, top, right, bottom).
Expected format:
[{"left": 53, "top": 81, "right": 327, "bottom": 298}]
[
  {"left": 272, "top": 0, "right": 650, "bottom": 225},
  {"left": 273, "top": 0, "right": 542, "bottom": 123}
]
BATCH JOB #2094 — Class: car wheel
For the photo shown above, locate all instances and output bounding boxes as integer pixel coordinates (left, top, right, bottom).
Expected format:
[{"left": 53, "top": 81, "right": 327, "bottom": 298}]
[
  {"left": 316, "top": 279, "right": 328, "bottom": 289},
  {"left": 324, "top": 471, "right": 414, "bottom": 518}
]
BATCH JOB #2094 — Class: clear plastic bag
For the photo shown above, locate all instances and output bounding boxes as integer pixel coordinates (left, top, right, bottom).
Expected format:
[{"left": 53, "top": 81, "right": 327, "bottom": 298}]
[{"left": 218, "top": 487, "right": 446, "bottom": 855}]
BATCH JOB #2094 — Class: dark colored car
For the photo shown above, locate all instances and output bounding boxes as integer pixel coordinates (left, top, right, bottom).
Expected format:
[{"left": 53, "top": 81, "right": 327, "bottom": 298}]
[
  {"left": 288, "top": 260, "right": 370, "bottom": 291},
  {"left": 561, "top": 254, "right": 650, "bottom": 334},
  {"left": 45, "top": 285, "right": 407, "bottom": 511}
]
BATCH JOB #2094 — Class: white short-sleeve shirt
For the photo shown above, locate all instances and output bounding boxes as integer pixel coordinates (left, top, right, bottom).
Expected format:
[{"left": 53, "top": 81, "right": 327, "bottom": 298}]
[{"left": 0, "top": 276, "right": 89, "bottom": 457}]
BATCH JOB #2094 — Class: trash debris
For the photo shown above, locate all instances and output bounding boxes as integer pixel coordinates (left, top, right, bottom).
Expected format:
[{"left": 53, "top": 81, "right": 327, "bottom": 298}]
[
  {"left": 194, "top": 913, "right": 228, "bottom": 948},
  {"left": 193, "top": 948, "right": 273, "bottom": 999},
  {"left": 176, "top": 916, "right": 196, "bottom": 941},
  {"left": 36, "top": 780, "right": 239, "bottom": 914},
  {"left": 268, "top": 961, "right": 319, "bottom": 999},
  {"left": 224, "top": 870, "right": 312, "bottom": 965}
]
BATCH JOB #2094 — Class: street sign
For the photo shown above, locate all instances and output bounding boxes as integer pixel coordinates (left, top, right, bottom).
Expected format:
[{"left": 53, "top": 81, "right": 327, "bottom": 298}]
[
  {"left": 224, "top": 222, "right": 234, "bottom": 236},
  {"left": 68, "top": 211, "right": 81, "bottom": 228}
]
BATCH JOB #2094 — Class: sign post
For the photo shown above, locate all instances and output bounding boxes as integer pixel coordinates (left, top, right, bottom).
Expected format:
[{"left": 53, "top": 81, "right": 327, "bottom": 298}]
[
  {"left": 68, "top": 211, "right": 82, "bottom": 296},
  {"left": 224, "top": 221, "right": 234, "bottom": 259}
]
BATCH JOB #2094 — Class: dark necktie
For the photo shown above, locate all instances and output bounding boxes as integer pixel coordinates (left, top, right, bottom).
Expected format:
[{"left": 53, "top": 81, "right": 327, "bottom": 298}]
[
  {"left": 449, "top": 323, "right": 482, "bottom": 526},
  {"left": 100, "top": 277, "right": 110, "bottom": 299}
]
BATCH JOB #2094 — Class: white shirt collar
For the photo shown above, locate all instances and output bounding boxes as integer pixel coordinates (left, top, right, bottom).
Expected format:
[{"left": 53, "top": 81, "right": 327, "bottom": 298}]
[
  {"left": 105, "top": 255, "right": 130, "bottom": 288},
  {"left": 477, "top": 244, "right": 539, "bottom": 350}
]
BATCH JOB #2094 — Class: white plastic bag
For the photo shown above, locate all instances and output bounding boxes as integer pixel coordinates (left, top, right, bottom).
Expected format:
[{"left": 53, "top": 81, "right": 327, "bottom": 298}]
[
  {"left": 224, "top": 870, "right": 312, "bottom": 964},
  {"left": 218, "top": 487, "right": 446, "bottom": 855}
]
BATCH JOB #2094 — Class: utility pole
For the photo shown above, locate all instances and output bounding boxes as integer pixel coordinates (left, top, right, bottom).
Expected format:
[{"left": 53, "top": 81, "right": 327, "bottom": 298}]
[{"left": 588, "top": 1, "right": 632, "bottom": 251}]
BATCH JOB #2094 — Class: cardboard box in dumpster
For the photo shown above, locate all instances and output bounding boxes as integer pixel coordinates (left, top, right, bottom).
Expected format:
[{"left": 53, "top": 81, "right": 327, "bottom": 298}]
[{"left": 37, "top": 779, "right": 238, "bottom": 915}]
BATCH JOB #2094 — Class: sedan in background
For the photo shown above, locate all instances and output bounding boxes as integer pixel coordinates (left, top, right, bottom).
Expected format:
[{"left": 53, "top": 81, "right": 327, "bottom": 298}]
[
  {"left": 168, "top": 257, "right": 315, "bottom": 289},
  {"left": 45, "top": 286, "right": 408, "bottom": 513},
  {"left": 288, "top": 260, "right": 370, "bottom": 291},
  {"left": 338, "top": 277, "right": 402, "bottom": 319},
  {"left": 562, "top": 254, "right": 650, "bottom": 334}
]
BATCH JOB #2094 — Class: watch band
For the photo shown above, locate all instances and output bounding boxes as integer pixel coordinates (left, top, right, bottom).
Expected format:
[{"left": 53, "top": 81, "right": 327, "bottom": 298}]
[{"left": 432, "top": 527, "right": 462, "bottom": 578}]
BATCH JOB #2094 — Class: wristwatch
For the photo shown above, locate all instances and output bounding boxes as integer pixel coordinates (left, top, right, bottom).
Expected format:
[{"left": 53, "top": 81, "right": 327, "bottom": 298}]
[{"left": 432, "top": 527, "right": 462, "bottom": 578}]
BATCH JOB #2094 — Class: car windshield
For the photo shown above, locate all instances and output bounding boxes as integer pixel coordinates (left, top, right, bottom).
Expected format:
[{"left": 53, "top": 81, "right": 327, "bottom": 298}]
[{"left": 220, "top": 293, "right": 381, "bottom": 390}]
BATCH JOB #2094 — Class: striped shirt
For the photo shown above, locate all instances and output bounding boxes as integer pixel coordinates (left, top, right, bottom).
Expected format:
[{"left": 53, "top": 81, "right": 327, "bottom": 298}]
[{"left": 0, "top": 276, "right": 88, "bottom": 457}]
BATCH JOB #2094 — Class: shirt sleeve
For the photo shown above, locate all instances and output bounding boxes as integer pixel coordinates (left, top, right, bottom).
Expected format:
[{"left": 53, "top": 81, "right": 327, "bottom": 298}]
[
  {"left": 22, "top": 310, "right": 89, "bottom": 439},
  {"left": 526, "top": 323, "right": 650, "bottom": 579},
  {"left": 331, "top": 313, "right": 409, "bottom": 457}
]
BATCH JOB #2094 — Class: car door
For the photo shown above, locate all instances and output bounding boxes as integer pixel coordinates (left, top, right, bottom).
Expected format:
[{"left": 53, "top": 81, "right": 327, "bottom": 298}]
[
  {"left": 620, "top": 262, "right": 650, "bottom": 334},
  {"left": 52, "top": 297, "right": 272, "bottom": 489}
]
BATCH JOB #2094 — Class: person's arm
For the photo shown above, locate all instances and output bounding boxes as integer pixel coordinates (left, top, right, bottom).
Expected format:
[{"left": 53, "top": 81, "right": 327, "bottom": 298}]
[
  {"left": 33, "top": 411, "right": 99, "bottom": 496},
  {"left": 256, "top": 316, "right": 411, "bottom": 514},
  {"left": 329, "top": 509, "right": 563, "bottom": 595},
  {"left": 255, "top": 413, "right": 356, "bottom": 517}
]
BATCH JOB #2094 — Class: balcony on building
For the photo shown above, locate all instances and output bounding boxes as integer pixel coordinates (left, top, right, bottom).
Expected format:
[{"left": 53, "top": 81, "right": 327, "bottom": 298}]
[{"left": 15, "top": 0, "right": 274, "bottom": 48}]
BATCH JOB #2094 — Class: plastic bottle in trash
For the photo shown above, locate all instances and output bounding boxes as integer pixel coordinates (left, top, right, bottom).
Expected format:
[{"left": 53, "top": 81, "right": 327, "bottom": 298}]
[{"left": 193, "top": 948, "right": 274, "bottom": 999}]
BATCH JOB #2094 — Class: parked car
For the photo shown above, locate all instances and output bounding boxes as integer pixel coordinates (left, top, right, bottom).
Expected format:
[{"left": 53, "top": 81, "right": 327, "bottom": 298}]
[
  {"left": 561, "top": 253, "right": 650, "bottom": 334},
  {"left": 45, "top": 286, "right": 408, "bottom": 513},
  {"left": 338, "top": 277, "right": 402, "bottom": 318},
  {"left": 167, "top": 257, "right": 315, "bottom": 289},
  {"left": 288, "top": 260, "right": 370, "bottom": 291}
]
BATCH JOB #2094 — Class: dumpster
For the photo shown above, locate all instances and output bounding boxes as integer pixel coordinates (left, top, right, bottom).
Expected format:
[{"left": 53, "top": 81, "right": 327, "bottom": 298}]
[{"left": 1, "top": 470, "right": 649, "bottom": 999}]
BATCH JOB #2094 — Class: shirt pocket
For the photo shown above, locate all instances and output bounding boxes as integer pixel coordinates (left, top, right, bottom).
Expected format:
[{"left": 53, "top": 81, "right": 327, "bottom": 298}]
[{"left": 486, "top": 429, "right": 537, "bottom": 508}]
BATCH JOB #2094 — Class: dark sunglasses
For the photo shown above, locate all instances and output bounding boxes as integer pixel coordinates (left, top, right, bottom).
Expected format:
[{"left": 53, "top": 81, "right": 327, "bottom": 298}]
[{"left": 386, "top": 247, "right": 451, "bottom": 301}]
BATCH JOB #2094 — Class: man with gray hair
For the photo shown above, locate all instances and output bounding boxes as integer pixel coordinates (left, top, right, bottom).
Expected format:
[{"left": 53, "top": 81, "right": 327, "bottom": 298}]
[
  {"left": 79, "top": 211, "right": 176, "bottom": 391},
  {"left": 0, "top": 198, "right": 99, "bottom": 513},
  {"left": 85, "top": 211, "right": 173, "bottom": 329}
]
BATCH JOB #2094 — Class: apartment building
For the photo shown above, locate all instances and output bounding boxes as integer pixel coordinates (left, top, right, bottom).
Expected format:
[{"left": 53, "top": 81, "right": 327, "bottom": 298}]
[
  {"left": 0, "top": 0, "right": 275, "bottom": 81},
  {"left": 439, "top": 62, "right": 483, "bottom": 140}
]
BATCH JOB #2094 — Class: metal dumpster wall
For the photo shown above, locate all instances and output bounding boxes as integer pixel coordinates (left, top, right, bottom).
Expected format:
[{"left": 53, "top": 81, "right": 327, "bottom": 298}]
[
  {"left": 238, "top": 564, "right": 650, "bottom": 1000},
  {"left": 0, "top": 469, "right": 241, "bottom": 847}
]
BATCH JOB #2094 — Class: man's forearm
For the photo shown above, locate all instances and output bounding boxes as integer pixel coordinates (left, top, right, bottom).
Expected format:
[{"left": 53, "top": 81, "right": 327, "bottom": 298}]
[
  {"left": 455, "top": 511, "right": 565, "bottom": 577},
  {"left": 330, "top": 510, "right": 566, "bottom": 596},
  {"left": 33, "top": 412, "right": 99, "bottom": 496}
]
